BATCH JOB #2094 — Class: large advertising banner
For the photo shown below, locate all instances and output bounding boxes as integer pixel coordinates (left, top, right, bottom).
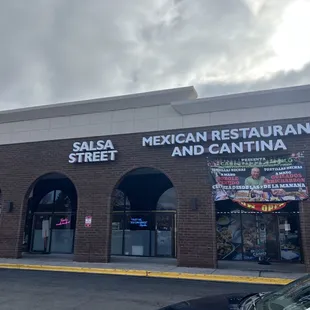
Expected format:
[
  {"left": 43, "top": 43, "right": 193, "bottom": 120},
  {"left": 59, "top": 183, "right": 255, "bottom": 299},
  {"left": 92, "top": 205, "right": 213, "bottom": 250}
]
[{"left": 209, "top": 153, "right": 308, "bottom": 203}]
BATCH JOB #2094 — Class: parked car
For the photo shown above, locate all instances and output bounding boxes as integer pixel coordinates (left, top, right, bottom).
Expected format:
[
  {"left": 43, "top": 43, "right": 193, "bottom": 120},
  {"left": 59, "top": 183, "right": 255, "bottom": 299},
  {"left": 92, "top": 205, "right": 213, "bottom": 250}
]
[{"left": 158, "top": 274, "right": 310, "bottom": 310}]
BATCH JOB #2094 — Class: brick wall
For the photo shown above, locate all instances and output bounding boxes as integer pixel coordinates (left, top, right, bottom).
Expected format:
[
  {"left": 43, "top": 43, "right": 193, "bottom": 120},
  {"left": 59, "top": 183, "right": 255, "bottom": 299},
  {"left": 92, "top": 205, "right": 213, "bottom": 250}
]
[{"left": 0, "top": 116, "right": 309, "bottom": 269}]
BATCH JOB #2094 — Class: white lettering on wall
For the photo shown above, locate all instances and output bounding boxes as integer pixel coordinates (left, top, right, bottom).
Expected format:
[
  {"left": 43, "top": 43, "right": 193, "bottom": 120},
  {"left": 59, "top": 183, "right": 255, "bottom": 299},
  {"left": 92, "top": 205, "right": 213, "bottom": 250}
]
[
  {"left": 142, "top": 136, "right": 153, "bottom": 146},
  {"left": 68, "top": 139, "right": 118, "bottom": 164},
  {"left": 142, "top": 132, "right": 208, "bottom": 146},
  {"left": 171, "top": 145, "right": 204, "bottom": 157},
  {"left": 142, "top": 122, "right": 308, "bottom": 157}
]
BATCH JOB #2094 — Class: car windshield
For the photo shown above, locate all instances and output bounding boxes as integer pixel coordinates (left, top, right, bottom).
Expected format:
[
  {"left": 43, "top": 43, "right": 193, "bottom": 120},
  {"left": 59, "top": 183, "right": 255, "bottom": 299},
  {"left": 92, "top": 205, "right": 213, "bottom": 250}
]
[{"left": 256, "top": 275, "right": 310, "bottom": 310}]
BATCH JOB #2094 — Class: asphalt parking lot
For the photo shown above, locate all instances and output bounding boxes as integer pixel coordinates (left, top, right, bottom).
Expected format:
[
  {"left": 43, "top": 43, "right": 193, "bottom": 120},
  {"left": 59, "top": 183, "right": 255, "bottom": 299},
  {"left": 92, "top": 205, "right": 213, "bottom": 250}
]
[{"left": 0, "top": 269, "right": 280, "bottom": 309}]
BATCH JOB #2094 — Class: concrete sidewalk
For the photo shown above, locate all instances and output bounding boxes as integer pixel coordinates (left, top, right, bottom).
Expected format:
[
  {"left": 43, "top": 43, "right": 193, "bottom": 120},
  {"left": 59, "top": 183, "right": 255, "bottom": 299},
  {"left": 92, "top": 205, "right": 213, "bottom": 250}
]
[{"left": 0, "top": 255, "right": 306, "bottom": 285}]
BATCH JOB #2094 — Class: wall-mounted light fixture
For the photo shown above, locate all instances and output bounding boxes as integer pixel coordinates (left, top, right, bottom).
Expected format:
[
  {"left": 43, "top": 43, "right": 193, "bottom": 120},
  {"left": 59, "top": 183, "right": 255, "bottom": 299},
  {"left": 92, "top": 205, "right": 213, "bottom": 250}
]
[
  {"left": 7, "top": 202, "right": 13, "bottom": 213},
  {"left": 191, "top": 198, "right": 198, "bottom": 211}
]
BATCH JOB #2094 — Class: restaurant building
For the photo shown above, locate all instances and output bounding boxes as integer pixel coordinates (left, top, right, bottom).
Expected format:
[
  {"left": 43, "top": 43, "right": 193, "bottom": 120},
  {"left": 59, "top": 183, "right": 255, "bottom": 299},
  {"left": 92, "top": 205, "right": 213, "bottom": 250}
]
[{"left": 0, "top": 84, "right": 310, "bottom": 270}]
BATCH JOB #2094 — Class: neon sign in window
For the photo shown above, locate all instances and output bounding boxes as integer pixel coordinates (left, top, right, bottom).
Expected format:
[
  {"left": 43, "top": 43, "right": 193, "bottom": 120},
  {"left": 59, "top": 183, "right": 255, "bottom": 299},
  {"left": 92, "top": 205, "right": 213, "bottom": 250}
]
[
  {"left": 56, "top": 218, "right": 71, "bottom": 226},
  {"left": 130, "top": 218, "right": 148, "bottom": 227}
]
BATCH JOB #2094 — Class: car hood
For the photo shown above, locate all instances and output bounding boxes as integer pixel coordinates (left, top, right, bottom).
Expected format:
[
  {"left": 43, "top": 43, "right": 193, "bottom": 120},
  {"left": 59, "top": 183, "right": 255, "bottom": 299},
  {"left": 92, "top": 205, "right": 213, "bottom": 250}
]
[{"left": 159, "top": 293, "right": 256, "bottom": 310}]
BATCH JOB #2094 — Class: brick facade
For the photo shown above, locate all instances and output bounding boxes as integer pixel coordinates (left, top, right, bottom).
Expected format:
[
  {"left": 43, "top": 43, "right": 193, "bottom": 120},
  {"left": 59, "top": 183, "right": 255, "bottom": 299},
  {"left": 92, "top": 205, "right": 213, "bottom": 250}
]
[{"left": 0, "top": 116, "right": 309, "bottom": 270}]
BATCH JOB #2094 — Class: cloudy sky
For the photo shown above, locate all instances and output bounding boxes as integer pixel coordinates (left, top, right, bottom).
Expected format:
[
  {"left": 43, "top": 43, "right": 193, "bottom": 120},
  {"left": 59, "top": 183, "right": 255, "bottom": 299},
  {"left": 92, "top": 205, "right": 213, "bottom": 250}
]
[{"left": 1, "top": 0, "right": 310, "bottom": 110}]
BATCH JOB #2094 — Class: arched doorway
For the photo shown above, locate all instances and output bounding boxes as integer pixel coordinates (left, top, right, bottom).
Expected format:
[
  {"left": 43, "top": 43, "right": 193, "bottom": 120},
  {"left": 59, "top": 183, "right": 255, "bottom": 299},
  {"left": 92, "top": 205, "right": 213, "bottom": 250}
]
[
  {"left": 111, "top": 168, "right": 177, "bottom": 257},
  {"left": 23, "top": 173, "right": 77, "bottom": 254}
]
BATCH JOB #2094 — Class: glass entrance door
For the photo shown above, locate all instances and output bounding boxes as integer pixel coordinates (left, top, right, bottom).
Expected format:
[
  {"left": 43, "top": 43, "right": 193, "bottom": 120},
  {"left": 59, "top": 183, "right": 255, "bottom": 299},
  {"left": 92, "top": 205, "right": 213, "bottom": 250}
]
[
  {"left": 31, "top": 214, "right": 52, "bottom": 253},
  {"left": 278, "top": 214, "right": 301, "bottom": 261},
  {"left": 263, "top": 215, "right": 280, "bottom": 261},
  {"left": 155, "top": 213, "right": 175, "bottom": 257},
  {"left": 31, "top": 213, "right": 76, "bottom": 254}
]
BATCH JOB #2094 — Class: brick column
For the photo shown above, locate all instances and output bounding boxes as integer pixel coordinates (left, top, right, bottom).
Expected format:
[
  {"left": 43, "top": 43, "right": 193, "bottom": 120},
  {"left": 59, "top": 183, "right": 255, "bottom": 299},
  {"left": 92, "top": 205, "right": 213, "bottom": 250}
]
[
  {"left": 176, "top": 164, "right": 217, "bottom": 269},
  {"left": 299, "top": 200, "right": 310, "bottom": 271},
  {"left": 0, "top": 184, "right": 28, "bottom": 259},
  {"left": 73, "top": 175, "right": 111, "bottom": 263}
]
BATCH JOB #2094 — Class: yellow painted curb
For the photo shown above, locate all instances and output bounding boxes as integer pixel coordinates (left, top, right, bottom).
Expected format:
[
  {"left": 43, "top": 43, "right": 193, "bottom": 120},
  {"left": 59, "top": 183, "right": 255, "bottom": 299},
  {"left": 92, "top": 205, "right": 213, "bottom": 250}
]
[
  {"left": 147, "top": 271, "right": 291, "bottom": 285},
  {"left": 0, "top": 263, "right": 292, "bottom": 285}
]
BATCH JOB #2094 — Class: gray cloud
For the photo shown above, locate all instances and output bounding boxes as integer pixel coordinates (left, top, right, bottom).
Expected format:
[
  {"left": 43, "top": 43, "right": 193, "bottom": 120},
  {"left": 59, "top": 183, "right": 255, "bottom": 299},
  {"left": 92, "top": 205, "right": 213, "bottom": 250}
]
[
  {"left": 0, "top": 0, "right": 308, "bottom": 110},
  {"left": 196, "top": 62, "right": 310, "bottom": 97}
]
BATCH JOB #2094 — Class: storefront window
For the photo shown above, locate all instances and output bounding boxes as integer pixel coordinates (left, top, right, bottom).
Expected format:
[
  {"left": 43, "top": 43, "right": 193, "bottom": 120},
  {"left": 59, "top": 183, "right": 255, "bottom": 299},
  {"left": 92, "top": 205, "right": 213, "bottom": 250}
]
[
  {"left": 112, "top": 189, "right": 130, "bottom": 211},
  {"left": 39, "top": 191, "right": 55, "bottom": 205},
  {"left": 111, "top": 214, "right": 124, "bottom": 255},
  {"left": 241, "top": 212, "right": 258, "bottom": 260},
  {"left": 31, "top": 189, "right": 76, "bottom": 254},
  {"left": 111, "top": 187, "right": 176, "bottom": 258},
  {"left": 263, "top": 214, "right": 279, "bottom": 261},
  {"left": 54, "top": 191, "right": 73, "bottom": 213},
  {"left": 217, "top": 209, "right": 243, "bottom": 260},
  {"left": 157, "top": 188, "right": 177, "bottom": 210},
  {"left": 124, "top": 213, "right": 153, "bottom": 256},
  {"left": 37, "top": 191, "right": 55, "bottom": 212},
  {"left": 155, "top": 213, "right": 174, "bottom": 256},
  {"left": 278, "top": 214, "right": 301, "bottom": 261},
  {"left": 50, "top": 214, "right": 75, "bottom": 253},
  {"left": 216, "top": 201, "right": 301, "bottom": 262},
  {"left": 32, "top": 215, "right": 52, "bottom": 252}
]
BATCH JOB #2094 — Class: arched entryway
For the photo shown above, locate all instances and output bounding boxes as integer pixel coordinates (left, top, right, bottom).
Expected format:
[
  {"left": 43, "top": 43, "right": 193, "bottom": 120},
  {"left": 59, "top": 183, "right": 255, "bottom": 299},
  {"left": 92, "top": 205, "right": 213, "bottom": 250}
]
[
  {"left": 111, "top": 167, "right": 177, "bottom": 257},
  {"left": 23, "top": 172, "right": 77, "bottom": 254}
]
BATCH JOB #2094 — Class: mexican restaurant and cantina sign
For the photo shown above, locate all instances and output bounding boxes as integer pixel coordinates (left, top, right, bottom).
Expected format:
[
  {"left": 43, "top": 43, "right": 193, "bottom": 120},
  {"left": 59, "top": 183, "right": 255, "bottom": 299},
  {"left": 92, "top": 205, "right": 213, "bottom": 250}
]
[
  {"left": 142, "top": 122, "right": 310, "bottom": 157},
  {"left": 209, "top": 153, "right": 308, "bottom": 203}
]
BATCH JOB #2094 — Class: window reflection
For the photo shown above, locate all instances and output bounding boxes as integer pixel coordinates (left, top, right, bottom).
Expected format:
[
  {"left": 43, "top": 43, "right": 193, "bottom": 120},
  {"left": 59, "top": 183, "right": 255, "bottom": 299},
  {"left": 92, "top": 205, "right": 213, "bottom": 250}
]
[
  {"left": 112, "top": 189, "right": 130, "bottom": 211},
  {"left": 37, "top": 190, "right": 73, "bottom": 213},
  {"left": 39, "top": 191, "right": 55, "bottom": 205},
  {"left": 54, "top": 191, "right": 72, "bottom": 212},
  {"left": 157, "top": 188, "right": 177, "bottom": 210}
]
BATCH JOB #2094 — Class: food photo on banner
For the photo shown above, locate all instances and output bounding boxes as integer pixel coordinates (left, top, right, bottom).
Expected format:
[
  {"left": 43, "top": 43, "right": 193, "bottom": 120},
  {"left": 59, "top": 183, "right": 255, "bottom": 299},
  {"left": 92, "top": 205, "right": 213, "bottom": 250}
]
[{"left": 208, "top": 152, "right": 309, "bottom": 204}]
